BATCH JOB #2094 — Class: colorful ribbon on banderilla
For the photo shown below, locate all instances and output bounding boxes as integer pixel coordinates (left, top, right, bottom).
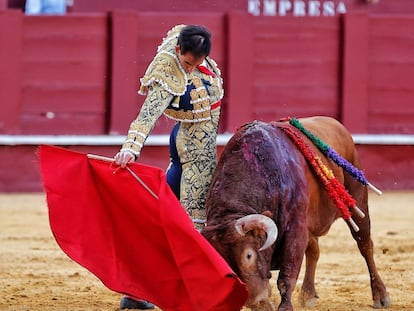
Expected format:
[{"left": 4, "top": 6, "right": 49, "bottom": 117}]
[
  {"left": 289, "top": 117, "right": 382, "bottom": 195},
  {"left": 279, "top": 117, "right": 382, "bottom": 232}
]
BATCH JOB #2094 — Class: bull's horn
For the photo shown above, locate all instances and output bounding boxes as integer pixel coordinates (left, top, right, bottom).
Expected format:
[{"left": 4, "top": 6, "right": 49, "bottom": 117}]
[{"left": 235, "top": 214, "right": 278, "bottom": 251}]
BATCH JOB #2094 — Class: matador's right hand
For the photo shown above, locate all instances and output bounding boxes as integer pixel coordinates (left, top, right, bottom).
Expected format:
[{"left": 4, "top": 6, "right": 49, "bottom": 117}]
[{"left": 114, "top": 150, "right": 135, "bottom": 168}]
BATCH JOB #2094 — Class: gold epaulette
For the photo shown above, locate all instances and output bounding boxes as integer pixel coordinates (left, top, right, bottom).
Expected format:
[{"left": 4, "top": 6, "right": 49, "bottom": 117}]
[
  {"left": 139, "top": 25, "right": 187, "bottom": 96},
  {"left": 138, "top": 51, "right": 187, "bottom": 96},
  {"left": 157, "top": 24, "right": 186, "bottom": 53}
]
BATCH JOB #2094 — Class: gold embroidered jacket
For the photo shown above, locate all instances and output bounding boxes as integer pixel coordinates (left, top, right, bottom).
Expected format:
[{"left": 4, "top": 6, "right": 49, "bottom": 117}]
[{"left": 121, "top": 25, "right": 224, "bottom": 157}]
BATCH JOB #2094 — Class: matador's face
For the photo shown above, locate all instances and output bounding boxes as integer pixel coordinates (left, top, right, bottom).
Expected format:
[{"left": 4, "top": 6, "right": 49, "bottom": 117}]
[{"left": 175, "top": 45, "right": 205, "bottom": 73}]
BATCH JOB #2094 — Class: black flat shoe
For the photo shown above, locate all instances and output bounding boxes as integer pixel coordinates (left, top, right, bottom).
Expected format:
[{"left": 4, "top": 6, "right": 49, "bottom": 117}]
[{"left": 120, "top": 296, "right": 155, "bottom": 310}]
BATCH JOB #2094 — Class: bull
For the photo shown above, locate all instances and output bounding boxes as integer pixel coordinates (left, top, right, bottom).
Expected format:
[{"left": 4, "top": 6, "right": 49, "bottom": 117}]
[{"left": 201, "top": 116, "right": 390, "bottom": 311}]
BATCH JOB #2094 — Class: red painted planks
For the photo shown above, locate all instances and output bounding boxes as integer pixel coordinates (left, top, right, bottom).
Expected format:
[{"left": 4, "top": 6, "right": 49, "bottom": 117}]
[
  {"left": 20, "top": 14, "right": 109, "bottom": 134},
  {"left": 0, "top": 10, "right": 23, "bottom": 134}
]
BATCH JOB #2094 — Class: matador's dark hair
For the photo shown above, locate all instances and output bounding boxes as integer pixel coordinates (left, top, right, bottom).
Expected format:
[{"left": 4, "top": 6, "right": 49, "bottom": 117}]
[{"left": 177, "top": 25, "right": 211, "bottom": 58}]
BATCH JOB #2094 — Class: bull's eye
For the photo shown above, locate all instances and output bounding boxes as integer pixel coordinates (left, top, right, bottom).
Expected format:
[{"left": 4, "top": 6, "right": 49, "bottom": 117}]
[{"left": 241, "top": 248, "right": 256, "bottom": 267}]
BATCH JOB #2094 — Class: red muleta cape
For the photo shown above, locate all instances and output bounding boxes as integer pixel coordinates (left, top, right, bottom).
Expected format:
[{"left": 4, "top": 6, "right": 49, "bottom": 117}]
[{"left": 39, "top": 145, "right": 247, "bottom": 311}]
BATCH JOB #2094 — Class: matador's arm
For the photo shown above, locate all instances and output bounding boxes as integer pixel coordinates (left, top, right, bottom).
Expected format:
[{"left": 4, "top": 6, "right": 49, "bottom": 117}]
[{"left": 120, "top": 84, "right": 174, "bottom": 158}]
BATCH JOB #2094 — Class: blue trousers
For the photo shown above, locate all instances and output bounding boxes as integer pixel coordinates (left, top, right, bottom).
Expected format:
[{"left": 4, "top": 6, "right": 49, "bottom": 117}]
[{"left": 166, "top": 123, "right": 182, "bottom": 199}]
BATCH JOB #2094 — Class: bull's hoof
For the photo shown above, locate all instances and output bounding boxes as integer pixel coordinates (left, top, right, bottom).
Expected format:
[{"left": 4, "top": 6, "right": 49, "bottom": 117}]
[
  {"left": 373, "top": 292, "right": 391, "bottom": 309},
  {"left": 299, "top": 290, "right": 319, "bottom": 308}
]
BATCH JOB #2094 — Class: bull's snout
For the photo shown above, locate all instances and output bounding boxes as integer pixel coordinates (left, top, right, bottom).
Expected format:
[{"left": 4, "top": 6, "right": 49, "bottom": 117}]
[{"left": 245, "top": 281, "right": 274, "bottom": 310}]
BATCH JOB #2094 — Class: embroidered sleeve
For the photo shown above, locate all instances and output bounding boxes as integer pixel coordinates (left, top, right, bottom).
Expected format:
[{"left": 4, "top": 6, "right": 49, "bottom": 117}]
[{"left": 121, "top": 84, "right": 174, "bottom": 157}]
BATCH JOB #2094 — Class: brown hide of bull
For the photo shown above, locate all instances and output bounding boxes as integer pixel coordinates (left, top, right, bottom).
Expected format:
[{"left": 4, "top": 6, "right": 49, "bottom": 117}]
[{"left": 201, "top": 116, "right": 390, "bottom": 311}]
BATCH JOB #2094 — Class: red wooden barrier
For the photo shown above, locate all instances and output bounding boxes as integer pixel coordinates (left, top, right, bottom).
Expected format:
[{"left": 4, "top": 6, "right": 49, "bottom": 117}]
[
  {"left": 226, "top": 11, "right": 255, "bottom": 132},
  {"left": 0, "top": 10, "right": 23, "bottom": 134},
  {"left": 21, "top": 14, "right": 109, "bottom": 134},
  {"left": 1, "top": 9, "right": 414, "bottom": 191},
  {"left": 109, "top": 10, "right": 141, "bottom": 135},
  {"left": 356, "top": 145, "right": 414, "bottom": 190},
  {"left": 341, "top": 12, "right": 369, "bottom": 133},
  {"left": 367, "top": 15, "right": 414, "bottom": 133},
  {"left": 2, "top": 10, "right": 413, "bottom": 136},
  {"left": 247, "top": 14, "right": 341, "bottom": 122},
  {"left": 65, "top": 0, "right": 414, "bottom": 16}
]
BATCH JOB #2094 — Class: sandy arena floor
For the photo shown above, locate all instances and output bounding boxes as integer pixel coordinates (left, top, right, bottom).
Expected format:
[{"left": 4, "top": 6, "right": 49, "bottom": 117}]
[{"left": 1, "top": 191, "right": 413, "bottom": 311}]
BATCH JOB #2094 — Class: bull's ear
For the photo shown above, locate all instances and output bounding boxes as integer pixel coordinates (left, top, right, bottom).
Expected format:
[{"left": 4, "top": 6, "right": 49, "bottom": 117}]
[
  {"left": 262, "top": 210, "right": 273, "bottom": 218},
  {"left": 201, "top": 224, "right": 226, "bottom": 241}
]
